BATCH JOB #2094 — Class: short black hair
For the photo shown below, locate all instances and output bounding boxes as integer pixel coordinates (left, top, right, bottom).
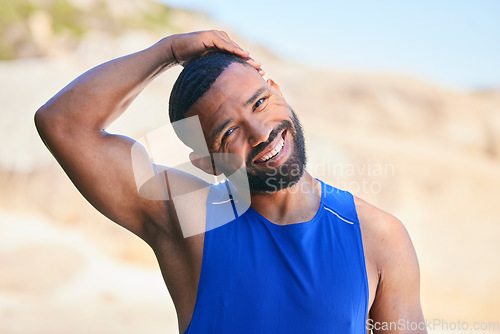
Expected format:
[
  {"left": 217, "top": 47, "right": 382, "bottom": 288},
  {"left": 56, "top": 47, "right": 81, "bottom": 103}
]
[{"left": 169, "top": 52, "right": 251, "bottom": 125}]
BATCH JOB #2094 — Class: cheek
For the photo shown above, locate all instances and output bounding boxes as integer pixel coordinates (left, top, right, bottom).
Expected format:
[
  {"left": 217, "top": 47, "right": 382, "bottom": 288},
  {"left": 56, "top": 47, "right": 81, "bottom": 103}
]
[
  {"left": 227, "top": 136, "right": 247, "bottom": 157},
  {"left": 214, "top": 139, "right": 248, "bottom": 173},
  {"left": 269, "top": 101, "right": 292, "bottom": 117}
]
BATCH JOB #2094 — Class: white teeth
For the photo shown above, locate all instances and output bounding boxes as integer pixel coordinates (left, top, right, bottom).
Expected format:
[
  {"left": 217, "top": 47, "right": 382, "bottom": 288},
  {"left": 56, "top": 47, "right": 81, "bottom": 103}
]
[{"left": 257, "top": 137, "right": 285, "bottom": 163}]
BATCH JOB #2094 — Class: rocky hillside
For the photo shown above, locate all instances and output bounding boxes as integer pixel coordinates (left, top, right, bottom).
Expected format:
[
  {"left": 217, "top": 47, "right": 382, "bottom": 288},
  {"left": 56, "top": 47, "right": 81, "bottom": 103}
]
[
  {"left": 1, "top": 0, "right": 189, "bottom": 59},
  {"left": 1, "top": 0, "right": 499, "bottom": 332}
]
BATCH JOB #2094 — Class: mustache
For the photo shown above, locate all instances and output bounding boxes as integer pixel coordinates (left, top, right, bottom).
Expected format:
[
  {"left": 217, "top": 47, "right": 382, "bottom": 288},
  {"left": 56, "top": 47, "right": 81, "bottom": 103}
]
[{"left": 246, "top": 120, "right": 293, "bottom": 165}]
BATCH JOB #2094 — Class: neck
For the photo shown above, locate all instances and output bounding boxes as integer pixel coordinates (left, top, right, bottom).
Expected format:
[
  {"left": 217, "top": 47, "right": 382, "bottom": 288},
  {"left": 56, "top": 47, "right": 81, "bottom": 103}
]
[{"left": 249, "top": 171, "right": 321, "bottom": 225}]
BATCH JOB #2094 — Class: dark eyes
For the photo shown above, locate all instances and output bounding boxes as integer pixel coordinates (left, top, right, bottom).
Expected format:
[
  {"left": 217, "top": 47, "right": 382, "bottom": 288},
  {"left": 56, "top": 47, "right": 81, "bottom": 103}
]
[
  {"left": 222, "top": 128, "right": 235, "bottom": 142},
  {"left": 254, "top": 97, "right": 266, "bottom": 110}
]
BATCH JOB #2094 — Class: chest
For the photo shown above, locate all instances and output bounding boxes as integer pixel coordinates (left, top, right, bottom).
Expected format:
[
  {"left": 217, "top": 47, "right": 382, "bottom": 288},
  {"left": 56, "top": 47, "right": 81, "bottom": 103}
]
[{"left": 188, "top": 214, "right": 369, "bottom": 333}]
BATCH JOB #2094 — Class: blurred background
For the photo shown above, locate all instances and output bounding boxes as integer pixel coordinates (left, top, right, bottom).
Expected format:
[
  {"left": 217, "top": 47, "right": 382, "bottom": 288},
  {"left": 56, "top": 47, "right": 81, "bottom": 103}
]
[{"left": 0, "top": 0, "right": 499, "bottom": 333}]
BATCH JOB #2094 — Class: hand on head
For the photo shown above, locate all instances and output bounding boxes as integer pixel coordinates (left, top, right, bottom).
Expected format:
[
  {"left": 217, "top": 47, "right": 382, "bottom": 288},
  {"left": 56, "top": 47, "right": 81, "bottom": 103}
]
[{"left": 168, "top": 30, "right": 264, "bottom": 75}]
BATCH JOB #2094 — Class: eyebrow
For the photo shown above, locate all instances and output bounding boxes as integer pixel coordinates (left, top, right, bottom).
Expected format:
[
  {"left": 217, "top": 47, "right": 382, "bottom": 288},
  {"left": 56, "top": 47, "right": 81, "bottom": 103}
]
[
  {"left": 244, "top": 86, "right": 268, "bottom": 107},
  {"left": 210, "top": 86, "right": 270, "bottom": 146}
]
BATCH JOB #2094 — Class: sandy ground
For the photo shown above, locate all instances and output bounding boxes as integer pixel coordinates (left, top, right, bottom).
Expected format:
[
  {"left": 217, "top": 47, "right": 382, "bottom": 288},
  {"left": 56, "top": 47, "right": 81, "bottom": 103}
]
[{"left": 0, "top": 209, "right": 178, "bottom": 334}]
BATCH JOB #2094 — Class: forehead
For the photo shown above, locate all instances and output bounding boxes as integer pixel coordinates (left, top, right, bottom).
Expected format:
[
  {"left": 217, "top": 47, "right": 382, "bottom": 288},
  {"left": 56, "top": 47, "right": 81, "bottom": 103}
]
[{"left": 185, "top": 63, "right": 266, "bottom": 131}]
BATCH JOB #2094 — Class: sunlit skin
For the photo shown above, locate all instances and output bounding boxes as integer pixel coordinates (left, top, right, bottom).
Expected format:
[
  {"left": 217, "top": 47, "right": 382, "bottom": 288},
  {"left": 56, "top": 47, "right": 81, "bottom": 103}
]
[
  {"left": 186, "top": 63, "right": 319, "bottom": 225},
  {"left": 34, "top": 30, "right": 426, "bottom": 333}
]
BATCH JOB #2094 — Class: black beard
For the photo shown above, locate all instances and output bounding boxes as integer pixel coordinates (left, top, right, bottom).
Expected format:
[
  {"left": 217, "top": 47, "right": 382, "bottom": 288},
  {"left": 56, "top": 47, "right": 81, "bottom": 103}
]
[{"left": 245, "top": 108, "right": 306, "bottom": 193}]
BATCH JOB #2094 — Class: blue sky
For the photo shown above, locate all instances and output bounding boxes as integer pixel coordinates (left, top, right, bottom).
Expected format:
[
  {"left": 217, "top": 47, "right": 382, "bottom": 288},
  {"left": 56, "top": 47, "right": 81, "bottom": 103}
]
[{"left": 160, "top": 0, "right": 500, "bottom": 90}]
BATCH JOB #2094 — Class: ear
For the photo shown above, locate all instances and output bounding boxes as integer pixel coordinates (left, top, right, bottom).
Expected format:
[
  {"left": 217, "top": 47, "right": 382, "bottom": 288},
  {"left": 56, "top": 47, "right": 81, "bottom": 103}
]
[
  {"left": 267, "top": 78, "right": 283, "bottom": 97},
  {"left": 189, "top": 152, "right": 222, "bottom": 176}
]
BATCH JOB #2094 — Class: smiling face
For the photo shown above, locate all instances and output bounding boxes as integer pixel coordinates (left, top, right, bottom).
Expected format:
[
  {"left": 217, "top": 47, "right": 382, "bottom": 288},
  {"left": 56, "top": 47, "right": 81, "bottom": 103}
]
[{"left": 185, "top": 62, "right": 306, "bottom": 193}]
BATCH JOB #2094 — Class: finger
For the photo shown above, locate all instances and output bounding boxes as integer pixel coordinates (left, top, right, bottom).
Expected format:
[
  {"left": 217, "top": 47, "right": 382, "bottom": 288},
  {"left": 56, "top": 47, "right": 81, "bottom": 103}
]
[
  {"left": 218, "top": 30, "right": 230, "bottom": 38},
  {"left": 212, "top": 39, "right": 250, "bottom": 58},
  {"left": 244, "top": 57, "right": 262, "bottom": 71},
  {"left": 218, "top": 31, "right": 241, "bottom": 49},
  {"left": 214, "top": 41, "right": 264, "bottom": 75},
  {"left": 245, "top": 57, "right": 261, "bottom": 67},
  {"left": 214, "top": 31, "right": 249, "bottom": 57}
]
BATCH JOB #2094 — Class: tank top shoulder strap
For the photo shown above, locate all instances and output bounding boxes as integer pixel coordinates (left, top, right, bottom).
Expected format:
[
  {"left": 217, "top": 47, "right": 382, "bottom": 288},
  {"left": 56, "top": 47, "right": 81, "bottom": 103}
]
[{"left": 319, "top": 180, "right": 360, "bottom": 225}]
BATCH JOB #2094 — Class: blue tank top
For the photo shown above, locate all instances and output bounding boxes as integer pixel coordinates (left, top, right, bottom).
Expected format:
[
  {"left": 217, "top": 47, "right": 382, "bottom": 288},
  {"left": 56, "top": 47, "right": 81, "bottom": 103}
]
[{"left": 184, "top": 180, "right": 369, "bottom": 333}]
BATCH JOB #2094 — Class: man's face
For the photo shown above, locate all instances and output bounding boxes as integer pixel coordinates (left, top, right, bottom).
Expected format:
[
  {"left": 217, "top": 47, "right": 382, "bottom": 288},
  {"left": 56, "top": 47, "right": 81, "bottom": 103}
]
[{"left": 186, "top": 63, "right": 306, "bottom": 193}]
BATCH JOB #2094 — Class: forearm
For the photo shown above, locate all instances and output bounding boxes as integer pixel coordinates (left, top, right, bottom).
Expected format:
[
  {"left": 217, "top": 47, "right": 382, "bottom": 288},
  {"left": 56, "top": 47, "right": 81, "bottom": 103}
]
[{"left": 35, "top": 37, "right": 176, "bottom": 135}]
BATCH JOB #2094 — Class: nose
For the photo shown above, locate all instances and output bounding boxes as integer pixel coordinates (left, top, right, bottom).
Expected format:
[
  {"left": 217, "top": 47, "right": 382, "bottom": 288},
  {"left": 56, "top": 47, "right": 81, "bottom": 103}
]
[{"left": 246, "top": 117, "right": 273, "bottom": 148}]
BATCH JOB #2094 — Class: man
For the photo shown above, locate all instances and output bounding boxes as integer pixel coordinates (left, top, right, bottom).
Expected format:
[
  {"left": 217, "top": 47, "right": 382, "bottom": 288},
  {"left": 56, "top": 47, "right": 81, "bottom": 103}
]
[{"left": 35, "top": 30, "right": 426, "bottom": 333}]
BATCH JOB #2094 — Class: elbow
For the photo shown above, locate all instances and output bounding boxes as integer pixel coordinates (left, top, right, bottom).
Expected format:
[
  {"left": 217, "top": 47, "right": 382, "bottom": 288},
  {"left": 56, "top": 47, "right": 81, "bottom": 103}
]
[
  {"left": 34, "top": 105, "right": 52, "bottom": 150},
  {"left": 34, "top": 103, "right": 64, "bottom": 147},
  {"left": 34, "top": 104, "right": 51, "bottom": 139},
  {"left": 34, "top": 105, "right": 45, "bottom": 132}
]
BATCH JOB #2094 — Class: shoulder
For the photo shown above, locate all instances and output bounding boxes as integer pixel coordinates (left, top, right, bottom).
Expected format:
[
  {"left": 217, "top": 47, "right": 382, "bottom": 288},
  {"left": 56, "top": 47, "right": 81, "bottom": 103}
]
[
  {"left": 353, "top": 196, "right": 407, "bottom": 239},
  {"left": 353, "top": 196, "right": 418, "bottom": 272},
  {"left": 354, "top": 196, "right": 423, "bottom": 316},
  {"left": 353, "top": 198, "right": 425, "bottom": 324}
]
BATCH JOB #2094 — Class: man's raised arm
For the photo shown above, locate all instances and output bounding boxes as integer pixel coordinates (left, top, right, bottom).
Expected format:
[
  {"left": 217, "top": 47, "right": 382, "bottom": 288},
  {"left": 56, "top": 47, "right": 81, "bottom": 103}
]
[{"left": 34, "top": 30, "right": 260, "bottom": 241}]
